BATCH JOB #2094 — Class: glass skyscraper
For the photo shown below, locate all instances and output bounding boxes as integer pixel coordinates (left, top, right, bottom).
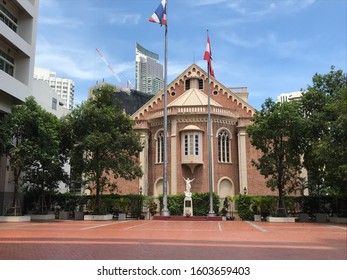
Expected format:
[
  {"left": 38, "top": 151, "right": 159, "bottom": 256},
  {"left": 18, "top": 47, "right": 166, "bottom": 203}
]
[{"left": 135, "top": 43, "right": 164, "bottom": 95}]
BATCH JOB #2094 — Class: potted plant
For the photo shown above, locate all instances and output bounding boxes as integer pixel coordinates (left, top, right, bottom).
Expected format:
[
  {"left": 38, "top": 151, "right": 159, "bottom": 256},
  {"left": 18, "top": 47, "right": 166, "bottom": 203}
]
[
  {"left": 149, "top": 201, "right": 158, "bottom": 217},
  {"left": 249, "top": 196, "right": 263, "bottom": 222},
  {"left": 113, "top": 197, "right": 130, "bottom": 220}
]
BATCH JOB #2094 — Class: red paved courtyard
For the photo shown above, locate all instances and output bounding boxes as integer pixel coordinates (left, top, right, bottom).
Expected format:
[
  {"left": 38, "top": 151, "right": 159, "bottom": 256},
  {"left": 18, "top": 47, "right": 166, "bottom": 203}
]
[{"left": 0, "top": 220, "right": 346, "bottom": 260}]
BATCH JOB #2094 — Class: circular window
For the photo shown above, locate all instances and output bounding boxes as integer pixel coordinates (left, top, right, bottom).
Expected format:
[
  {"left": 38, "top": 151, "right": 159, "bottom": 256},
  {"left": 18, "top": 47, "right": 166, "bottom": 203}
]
[
  {"left": 171, "top": 91, "right": 176, "bottom": 97},
  {"left": 213, "top": 90, "right": 218, "bottom": 96}
]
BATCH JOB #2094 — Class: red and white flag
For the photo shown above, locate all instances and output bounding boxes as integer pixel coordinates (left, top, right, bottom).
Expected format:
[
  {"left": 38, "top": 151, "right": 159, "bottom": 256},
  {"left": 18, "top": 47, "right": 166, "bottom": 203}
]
[{"left": 204, "top": 35, "right": 215, "bottom": 78}]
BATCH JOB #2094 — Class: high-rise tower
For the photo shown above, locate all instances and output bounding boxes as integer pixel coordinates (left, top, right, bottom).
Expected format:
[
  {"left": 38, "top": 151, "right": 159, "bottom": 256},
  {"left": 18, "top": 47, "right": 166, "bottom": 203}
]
[
  {"left": 34, "top": 67, "right": 75, "bottom": 110},
  {"left": 135, "top": 43, "right": 163, "bottom": 95}
]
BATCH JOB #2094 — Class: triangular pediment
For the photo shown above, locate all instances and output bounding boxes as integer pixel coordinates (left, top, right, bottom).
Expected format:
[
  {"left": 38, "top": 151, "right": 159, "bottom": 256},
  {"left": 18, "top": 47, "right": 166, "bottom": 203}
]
[{"left": 168, "top": 88, "right": 222, "bottom": 107}]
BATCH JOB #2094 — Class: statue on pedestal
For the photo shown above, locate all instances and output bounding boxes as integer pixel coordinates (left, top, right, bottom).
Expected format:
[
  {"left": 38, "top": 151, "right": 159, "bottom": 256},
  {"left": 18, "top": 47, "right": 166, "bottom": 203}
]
[
  {"left": 183, "top": 177, "right": 195, "bottom": 197},
  {"left": 183, "top": 177, "right": 195, "bottom": 216}
]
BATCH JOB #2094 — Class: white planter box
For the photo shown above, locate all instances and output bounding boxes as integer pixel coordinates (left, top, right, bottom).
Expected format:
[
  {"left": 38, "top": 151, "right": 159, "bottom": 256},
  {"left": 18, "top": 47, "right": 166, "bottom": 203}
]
[
  {"left": 315, "top": 213, "right": 327, "bottom": 223},
  {"left": 30, "top": 214, "right": 56, "bottom": 220},
  {"left": 0, "top": 216, "right": 31, "bottom": 222},
  {"left": 59, "top": 211, "right": 69, "bottom": 220},
  {"left": 266, "top": 216, "right": 296, "bottom": 223},
  {"left": 329, "top": 217, "right": 347, "bottom": 224},
  {"left": 74, "top": 211, "right": 84, "bottom": 220},
  {"left": 254, "top": 215, "right": 262, "bottom": 222},
  {"left": 118, "top": 213, "right": 126, "bottom": 220},
  {"left": 84, "top": 214, "right": 113, "bottom": 221},
  {"left": 298, "top": 213, "right": 310, "bottom": 222}
]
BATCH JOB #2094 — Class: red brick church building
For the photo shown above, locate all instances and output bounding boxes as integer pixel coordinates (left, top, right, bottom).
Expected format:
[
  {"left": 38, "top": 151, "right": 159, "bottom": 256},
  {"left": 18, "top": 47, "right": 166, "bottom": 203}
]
[{"left": 115, "top": 63, "right": 275, "bottom": 199}]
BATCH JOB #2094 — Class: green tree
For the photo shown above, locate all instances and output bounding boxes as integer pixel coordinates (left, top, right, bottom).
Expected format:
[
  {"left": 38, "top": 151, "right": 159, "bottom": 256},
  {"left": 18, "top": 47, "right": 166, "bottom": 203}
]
[
  {"left": 246, "top": 98, "right": 306, "bottom": 215},
  {"left": 301, "top": 66, "right": 347, "bottom": 196},
  {"left": 64, "top": 85, "right": 143, "bottom": 214},
  {"left": 0, "top": 97, "right": 66, "bottom": 215}
]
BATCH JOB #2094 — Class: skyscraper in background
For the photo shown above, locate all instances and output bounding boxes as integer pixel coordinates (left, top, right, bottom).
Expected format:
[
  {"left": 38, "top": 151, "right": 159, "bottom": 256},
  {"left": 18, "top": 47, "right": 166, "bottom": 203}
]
[{"left": 135, "top": 43, "right": 163, "bottom": 95}]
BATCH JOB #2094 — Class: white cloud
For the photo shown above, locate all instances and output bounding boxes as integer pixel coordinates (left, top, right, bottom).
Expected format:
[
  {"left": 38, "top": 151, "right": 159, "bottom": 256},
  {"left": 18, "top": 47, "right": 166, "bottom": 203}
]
[
  {"left": 108, "top": 14, "right": 141, "bottom": 25},
  {"left": 35, "top": 36, "right": 135, "bottom": 84},
  {"left": 221, "top": 32, "right": 307, "bottom": 58},
  {"left": 191, "top": 0, "right": 316, "bottom": 17},
  {"left": 39, "top": 17, "right": 84, "bottom": 28},
  {"left": 190, "top": 0, "right": 227, "bottom": 6},
  {"left": 221, "top": 32, "right": 264, "bottom": 48},
  {"left": 202, "top": 0, "right": 316, "bottom": 26}
]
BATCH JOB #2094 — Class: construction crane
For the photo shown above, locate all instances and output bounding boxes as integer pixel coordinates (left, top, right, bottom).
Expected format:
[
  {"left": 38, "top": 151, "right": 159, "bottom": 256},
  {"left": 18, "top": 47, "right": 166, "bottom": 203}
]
[{"left": 95, "top": 48, "right": 122, "bottom": 84}]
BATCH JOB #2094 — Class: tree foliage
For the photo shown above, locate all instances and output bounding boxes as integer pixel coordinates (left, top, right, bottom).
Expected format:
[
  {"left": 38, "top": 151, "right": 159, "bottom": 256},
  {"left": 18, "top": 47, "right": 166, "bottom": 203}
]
[
  {"left": 301, "top": 66, "right": 347, "bottom": 196},
  {"left": 246, "top": 98, "right": 306, "bottom": 214},
  {"left": 0, "top": 97, "right": 65, "bottom": 215},
  {"left": 63, "top": 85, "right": 143, "bottom": 213}
]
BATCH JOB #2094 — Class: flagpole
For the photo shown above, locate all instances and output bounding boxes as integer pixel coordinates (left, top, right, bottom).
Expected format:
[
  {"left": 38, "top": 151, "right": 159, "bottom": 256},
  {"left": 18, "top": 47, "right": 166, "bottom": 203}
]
[
  {"left": 161, "top": 1, "right": 169, "bottom": 216},
  {"left": 207, "top": 29, "right": 215, "bottom": 216}
]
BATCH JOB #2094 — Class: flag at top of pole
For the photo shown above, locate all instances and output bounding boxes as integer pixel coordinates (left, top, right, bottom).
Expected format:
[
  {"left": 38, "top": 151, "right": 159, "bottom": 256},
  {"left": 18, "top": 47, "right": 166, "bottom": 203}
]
[
  {"left": 149, "top": 0, "right": 167, "bottom": 26},
  {"left": 204, "top": 34, "right": 215, "bottom": 78},
  {"left": 149, "top": 0, "right": 170, "bottom": 216}
]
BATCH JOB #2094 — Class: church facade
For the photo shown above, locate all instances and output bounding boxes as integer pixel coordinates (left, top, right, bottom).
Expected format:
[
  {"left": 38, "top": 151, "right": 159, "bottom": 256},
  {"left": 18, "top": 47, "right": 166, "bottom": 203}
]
[{"left": 114, "top": 64, "right": 275, "bottom": 199}]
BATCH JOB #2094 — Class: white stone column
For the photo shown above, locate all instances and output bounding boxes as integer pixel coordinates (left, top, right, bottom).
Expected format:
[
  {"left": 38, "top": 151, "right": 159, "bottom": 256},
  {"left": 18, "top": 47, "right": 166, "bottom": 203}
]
[
  {"left": 171, "top": 119, "right": 177, "bottom": 194},
  {"left": 237, "top": 128, "right": 248, "bottom": 194},
  {"left": 139, "top": 132, "right": 149, "bottom": 195}
]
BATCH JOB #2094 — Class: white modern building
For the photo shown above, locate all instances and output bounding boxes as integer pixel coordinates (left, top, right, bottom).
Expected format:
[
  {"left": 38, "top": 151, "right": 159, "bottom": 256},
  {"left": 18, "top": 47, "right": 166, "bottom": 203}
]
[
  {"left": 135, "top": 43, "right": 163, "bottom": 95},
  {"left": 0, "top": 0, "right": 39, "bottom": 113},
  {"left": 0, "top": 0, "right": 39, "bottom": 214},
  {"left": 34, "top": 67, "right": 75, "bottom": 110},
  {"left": 277, "top": 91, "right": 303, "bottom": 103}
]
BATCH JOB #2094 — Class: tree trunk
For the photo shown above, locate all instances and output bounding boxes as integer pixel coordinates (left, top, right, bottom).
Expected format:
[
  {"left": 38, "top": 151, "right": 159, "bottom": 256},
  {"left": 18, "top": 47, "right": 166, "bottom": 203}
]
[
  {"left": 5, "top": 167, "right": 22, "bottom": 216},
  {"left": 94, "top": 166, "right": 102, "bottom": 214}
]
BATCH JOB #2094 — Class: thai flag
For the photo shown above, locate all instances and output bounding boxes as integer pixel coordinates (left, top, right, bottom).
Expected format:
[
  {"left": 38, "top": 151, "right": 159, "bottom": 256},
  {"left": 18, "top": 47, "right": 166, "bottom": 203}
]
[{"left": 149, "top": 0, "right": 167, "bottom": 26}]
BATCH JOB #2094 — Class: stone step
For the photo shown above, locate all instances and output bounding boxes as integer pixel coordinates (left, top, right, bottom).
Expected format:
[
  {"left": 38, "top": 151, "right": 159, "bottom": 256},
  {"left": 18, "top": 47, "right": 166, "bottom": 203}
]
[{"left": 153, "top": 215, "right": 223, "bottom": 221}]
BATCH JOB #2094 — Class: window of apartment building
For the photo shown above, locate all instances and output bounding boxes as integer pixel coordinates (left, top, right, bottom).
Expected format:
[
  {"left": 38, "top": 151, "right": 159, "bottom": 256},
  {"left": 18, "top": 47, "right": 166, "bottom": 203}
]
[
  {"left": 0, "top": 4, "right": 18, "bottom": 32},
  {"left": 52, "top": 98, "right": 57, "bottom": 110},
  {"left": 0, "top": 49, "right": 14, "bottom": 76},
  {"left": 156, "top": 130, "right": 164, "bottom": 163},
  {"left": 218, "top": 129, "right": 231, "bottom": 163}
]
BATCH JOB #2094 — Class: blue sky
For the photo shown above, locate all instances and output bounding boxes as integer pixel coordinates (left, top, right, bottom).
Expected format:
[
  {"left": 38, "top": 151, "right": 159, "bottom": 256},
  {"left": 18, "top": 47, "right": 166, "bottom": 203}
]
[{"left": 35, "top": 0, "right": 347, "bottom": 109}]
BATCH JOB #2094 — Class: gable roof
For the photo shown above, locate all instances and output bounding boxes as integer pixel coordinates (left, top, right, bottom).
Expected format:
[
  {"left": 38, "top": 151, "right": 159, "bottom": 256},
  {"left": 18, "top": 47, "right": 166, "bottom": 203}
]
[{"left": 132, "top": 63, "right": 256, "bottom": 120}]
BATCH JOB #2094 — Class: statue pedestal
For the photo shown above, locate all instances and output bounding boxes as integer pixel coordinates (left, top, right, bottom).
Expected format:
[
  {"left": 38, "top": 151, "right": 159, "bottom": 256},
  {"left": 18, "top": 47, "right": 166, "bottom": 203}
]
[{"left": 183, "top": 196, "right": 193, "bottom": 216}]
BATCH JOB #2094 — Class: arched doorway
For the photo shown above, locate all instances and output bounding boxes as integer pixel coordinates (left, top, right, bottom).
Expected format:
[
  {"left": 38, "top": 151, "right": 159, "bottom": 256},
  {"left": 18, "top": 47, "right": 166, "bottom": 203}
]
[
  {"left": 218, "top": 177, "right": 235, "bottom": 213},
  {"left": 154, "top": 178, "right": 163, "bottom": 197}
]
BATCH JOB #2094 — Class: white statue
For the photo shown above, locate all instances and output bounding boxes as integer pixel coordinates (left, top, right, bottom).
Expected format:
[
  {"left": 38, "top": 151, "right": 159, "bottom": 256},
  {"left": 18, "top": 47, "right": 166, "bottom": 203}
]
[{"left": 183, "top": 177, "right": 195, "bottom": 197}]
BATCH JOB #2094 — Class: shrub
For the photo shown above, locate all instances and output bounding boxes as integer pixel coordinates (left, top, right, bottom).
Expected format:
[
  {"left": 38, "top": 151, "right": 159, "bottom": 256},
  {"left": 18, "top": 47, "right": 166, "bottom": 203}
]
[
  {"left": 234, "top": 194, "right": 253, "bottom": 220},
  {"left": 158, "top": 193, "right": 220, "bottom": 216}
]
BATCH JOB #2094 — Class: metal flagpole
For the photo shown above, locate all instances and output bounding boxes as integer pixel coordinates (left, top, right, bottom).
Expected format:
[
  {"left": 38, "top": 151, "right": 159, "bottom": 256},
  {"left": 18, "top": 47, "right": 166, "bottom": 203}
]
[
  {"left": 161, "top": 1, "right": 170, "bottom": 216},
  {"left": 207, "top": 29, "right": 215, "bottom": 216}
]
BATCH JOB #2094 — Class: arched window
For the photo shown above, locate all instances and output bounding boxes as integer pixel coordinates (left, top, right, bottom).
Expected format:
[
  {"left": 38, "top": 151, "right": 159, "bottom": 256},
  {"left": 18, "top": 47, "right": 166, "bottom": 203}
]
[
  {"left": 156, "top": 131, "right": 164, "bottom": 163},
  {"left": 218, "top": 129, "right": 231, "bottom": 163}
]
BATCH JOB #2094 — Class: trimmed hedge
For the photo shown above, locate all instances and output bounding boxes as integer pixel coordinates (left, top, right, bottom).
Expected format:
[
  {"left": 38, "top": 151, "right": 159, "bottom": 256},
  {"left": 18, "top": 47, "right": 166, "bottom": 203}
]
[
  {"left": 23, "top": 191, "right": 145, "bottom": 218},
  {"left": 234, "top": 194, "right": 347, "bottom": 220},
  {"left": 158, "top": 192, "right": 220, "bottom": 216}
]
